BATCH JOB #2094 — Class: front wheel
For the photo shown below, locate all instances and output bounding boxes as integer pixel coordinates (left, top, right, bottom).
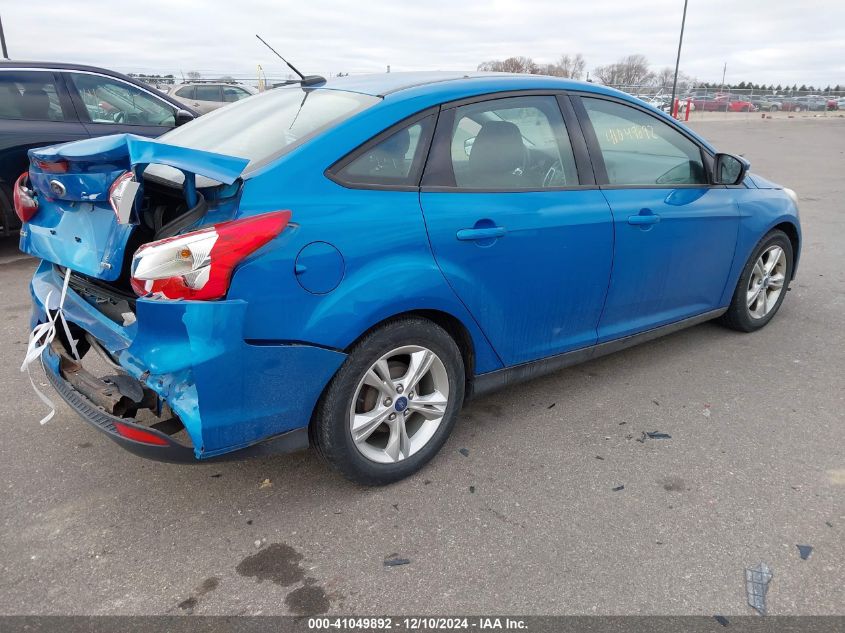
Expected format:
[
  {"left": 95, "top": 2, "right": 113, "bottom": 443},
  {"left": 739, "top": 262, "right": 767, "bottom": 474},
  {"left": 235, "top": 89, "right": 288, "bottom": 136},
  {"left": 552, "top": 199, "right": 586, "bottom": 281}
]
[
  {"left": 312, "top": 317, "right": 465, "bottom": 485},
  {"left": 719, "top": 230, "right": 793, "bottom": 332}
]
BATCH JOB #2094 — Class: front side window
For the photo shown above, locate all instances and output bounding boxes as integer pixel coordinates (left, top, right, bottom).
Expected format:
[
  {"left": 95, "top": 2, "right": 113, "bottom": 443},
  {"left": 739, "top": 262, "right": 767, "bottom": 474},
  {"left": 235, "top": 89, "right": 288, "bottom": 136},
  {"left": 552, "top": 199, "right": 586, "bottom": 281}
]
[
  {"left": 332, "top": 115, "right": 434, "bottom": 187},
  {"left": 159, "top": 87, "right": 379, "bottom": 173},
  {"left": 581, "top": 97, "right": 706, "bottom": 186},
  {"left": 0, "top": 71, "right": 66, "bottom": 121},
  {"left": 68, "top": 72, "right": 176, "bottom": 127},
  {"left": 223, "top": 87, "right": 251, "bottom": 103},
  {"left": 449, "top": 96, "right": 578, "bottom": 190}
]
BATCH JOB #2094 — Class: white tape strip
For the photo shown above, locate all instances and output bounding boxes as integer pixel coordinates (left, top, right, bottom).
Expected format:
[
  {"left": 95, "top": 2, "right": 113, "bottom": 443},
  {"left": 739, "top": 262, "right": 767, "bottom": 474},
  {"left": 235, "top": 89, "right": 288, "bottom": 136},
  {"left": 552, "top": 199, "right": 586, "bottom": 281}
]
[{"left": 20, "top": 267, "right": 81, "bottom": 425}]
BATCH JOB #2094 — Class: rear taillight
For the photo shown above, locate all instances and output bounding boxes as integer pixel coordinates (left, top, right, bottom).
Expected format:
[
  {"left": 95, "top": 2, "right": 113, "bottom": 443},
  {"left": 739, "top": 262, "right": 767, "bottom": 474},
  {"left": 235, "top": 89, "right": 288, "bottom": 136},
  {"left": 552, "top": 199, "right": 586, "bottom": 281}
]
[
  {"left": 130, "top": 210, "right": 291, "bottom": 301},
  {"left": 33, "top": 158, "right": 69, "bottom": 173},
  {"left": 109, "top": 171, "right": 138, "bottom": 224},
  {"left": 13, "top": 172, "right": 38, "bottom": 223}
]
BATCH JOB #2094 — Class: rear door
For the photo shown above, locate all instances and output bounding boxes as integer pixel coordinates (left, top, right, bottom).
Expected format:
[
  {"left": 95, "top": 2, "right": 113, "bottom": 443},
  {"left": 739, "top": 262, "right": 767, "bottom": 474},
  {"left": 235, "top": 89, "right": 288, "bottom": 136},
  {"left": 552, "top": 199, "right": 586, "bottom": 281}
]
[
  {"left": 0, "top": 69, "right": 88, "bottom": 232},
  {"left": 573, "top": 95, "right": 739, "bottom": 342},
  {"left": 420, "top": 94, "right": 614, "bottom": 366},
  {"left": 63, "top": 71, "right": 178, "bottom": 138},
  {"left": 192, "top": 84, "right": 224, "bottom": 113}
]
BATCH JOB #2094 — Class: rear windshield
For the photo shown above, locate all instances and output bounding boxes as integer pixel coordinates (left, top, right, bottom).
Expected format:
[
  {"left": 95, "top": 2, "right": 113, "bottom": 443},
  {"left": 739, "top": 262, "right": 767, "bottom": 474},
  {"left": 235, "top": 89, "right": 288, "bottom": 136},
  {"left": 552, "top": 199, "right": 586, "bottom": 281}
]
[{"left": 158, "top": 87, "right": 380, "bottom": 174}]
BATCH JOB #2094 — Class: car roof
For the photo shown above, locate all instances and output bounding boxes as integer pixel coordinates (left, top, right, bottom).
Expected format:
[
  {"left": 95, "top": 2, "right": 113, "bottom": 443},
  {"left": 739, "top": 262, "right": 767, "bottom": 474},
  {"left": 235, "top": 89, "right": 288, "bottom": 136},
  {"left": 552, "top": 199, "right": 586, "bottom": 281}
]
[
  {"left": 0, "top": 60, "right": 198, "bottom": 115},
  {"left": 306, "top": 71, "right": 717, "bottom": 154},
  {"left": 0, "top": 59, "right": 141, "bottom": 75},
  {"left": 317, "top": 70, "right": 617, "bottom": 99}
]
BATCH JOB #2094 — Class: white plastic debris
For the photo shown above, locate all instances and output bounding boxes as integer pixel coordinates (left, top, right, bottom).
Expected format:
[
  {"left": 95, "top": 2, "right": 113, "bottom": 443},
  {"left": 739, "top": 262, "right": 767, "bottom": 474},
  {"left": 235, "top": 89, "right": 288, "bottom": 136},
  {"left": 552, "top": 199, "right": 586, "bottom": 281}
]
[{"left": 20, "top": 268, "right": 80, "bottom": 424}]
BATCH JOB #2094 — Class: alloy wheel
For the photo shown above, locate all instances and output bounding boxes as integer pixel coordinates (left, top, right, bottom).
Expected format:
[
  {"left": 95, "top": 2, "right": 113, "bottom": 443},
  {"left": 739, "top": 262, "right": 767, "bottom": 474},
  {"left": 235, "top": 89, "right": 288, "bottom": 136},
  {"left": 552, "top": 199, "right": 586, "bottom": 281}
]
[
  {"left": 349, "top": 345, "right": 450, "bottom": 464},
  {"left": 746, "top": 245, "right": 787, "bottom": 319}
]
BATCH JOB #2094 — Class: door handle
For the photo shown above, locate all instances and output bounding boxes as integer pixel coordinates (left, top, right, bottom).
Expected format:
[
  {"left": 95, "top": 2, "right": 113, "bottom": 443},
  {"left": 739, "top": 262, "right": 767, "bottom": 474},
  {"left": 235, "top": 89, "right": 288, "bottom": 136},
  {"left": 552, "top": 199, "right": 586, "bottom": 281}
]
[
  {"left": 456, "top": 226, "right": 506, "bottom": 241},
  {"left": 627, "top": 211, "right": 661, "bottom": 226}
]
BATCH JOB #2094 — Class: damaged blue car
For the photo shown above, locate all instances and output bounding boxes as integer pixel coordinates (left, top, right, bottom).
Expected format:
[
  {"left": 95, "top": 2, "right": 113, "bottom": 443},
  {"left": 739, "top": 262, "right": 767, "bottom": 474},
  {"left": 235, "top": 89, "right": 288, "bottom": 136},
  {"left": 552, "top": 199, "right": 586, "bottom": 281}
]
[{"left": 17, "top": 72, "right": 801, "bottom": 484}]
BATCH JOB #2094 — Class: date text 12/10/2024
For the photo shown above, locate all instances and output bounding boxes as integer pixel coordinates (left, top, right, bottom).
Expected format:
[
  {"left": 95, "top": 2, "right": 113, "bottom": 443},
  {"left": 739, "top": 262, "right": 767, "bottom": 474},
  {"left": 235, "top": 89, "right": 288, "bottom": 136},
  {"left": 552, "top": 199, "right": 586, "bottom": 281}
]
[{"left": 307, "top": 617, "right": 529, "bottom": 630}]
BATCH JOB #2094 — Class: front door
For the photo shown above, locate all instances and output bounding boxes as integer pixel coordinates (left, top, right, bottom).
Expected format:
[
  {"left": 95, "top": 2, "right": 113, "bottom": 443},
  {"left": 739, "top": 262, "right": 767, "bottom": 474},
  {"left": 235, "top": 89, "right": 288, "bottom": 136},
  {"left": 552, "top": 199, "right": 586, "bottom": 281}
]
[
  {"left": 63, "top": 71, "right": 177, "bottom": 139},
  {"left": 575, "top": 96, "right": 740, "bottom": 342},
  {"left": 420, "top": 94, "right": 614, "bottom": 366}
]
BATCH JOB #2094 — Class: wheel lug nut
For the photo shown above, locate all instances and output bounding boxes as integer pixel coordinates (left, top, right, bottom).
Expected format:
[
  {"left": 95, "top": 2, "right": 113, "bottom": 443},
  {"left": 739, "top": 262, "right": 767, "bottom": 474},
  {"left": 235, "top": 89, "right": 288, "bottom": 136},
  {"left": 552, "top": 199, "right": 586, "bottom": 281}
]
[
  {"left": 389, "top": 413, "right": 396, "bottom": 421},
  {"left": 384, "top": 397, "right": 392, "bottom": 406},
  {"left": 404, "top": 409, "right": 410, "bottom": 416},
  {"left": 396, "top": 385, "right": 404, "bottom": 394},
  {"left": 409, "top": 392, "right": 415, "bottom": 399}
]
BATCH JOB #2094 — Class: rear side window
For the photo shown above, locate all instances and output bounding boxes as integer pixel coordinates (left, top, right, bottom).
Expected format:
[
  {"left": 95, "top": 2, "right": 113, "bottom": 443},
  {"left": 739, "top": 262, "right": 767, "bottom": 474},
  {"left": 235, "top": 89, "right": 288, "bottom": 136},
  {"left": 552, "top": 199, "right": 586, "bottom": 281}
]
[
  {"left": 581, "top": 97, "right": 706, "bottom": 186},
  {"left": 195, "top": 85, "right": 221, "bottom": 101},
  {"left": 331, "top": 114, "right": 435, "bottom": 188},
  {"left": 0, "top": 71, "right": 66, "bottom": 121}
]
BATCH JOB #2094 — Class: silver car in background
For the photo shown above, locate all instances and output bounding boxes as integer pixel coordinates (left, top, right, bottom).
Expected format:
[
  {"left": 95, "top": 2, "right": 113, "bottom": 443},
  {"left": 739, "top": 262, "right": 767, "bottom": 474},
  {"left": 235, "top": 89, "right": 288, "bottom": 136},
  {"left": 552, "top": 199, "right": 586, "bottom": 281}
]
[{"left": 168, "top": 82, "right": 258, "bottom": 114}]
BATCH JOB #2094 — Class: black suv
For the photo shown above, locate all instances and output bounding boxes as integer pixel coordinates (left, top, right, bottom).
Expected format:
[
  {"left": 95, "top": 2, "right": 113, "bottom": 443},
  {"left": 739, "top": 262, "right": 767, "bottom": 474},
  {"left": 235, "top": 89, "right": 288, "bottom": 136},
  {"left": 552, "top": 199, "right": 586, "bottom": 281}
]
[{"left": 0, "top": 61, "right": 198, "bottom": 236}]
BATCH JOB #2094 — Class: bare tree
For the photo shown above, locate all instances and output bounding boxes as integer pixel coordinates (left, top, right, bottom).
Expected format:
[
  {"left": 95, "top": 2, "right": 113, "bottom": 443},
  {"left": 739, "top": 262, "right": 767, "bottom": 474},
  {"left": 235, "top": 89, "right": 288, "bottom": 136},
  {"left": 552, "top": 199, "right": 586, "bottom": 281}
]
[
  {"left": 543, "top": 53, "right": 587, "bottom": 80},
  {"left": 653, "top": 67, "right": 675, "bottom": 89},
  {"left": 186, "top": 71, "right": 202, "bottom": 80},
  {"left": 217, "top": 75, "right": 237, "bottom": 83},
  {"left": 593, "top": 54, "right": 653, "bottom": 87},
  {"left": 477, "top": 56, "right": 540, "bottom": 74}
]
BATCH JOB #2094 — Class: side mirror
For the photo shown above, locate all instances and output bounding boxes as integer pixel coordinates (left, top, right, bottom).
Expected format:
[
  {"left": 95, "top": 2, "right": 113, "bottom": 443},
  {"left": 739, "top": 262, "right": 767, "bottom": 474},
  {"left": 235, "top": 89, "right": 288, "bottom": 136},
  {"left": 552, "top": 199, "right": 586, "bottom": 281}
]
[
  {"left": 175, "top": 109, "right": 195, "bottom": 126},
  {"left": 713, "top": 152, "right": 749, "bottom": 185},
  {"left": 464, "top": 136, "right": 475, "bottom": 157}
]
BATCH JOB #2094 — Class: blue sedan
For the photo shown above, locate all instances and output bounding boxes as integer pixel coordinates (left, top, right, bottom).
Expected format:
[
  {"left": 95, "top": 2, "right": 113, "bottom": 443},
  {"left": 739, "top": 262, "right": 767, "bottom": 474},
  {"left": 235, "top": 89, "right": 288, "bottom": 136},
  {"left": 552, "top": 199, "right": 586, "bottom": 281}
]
[{"left": 16, "top": 71, "right": 801, "bottom": 484}]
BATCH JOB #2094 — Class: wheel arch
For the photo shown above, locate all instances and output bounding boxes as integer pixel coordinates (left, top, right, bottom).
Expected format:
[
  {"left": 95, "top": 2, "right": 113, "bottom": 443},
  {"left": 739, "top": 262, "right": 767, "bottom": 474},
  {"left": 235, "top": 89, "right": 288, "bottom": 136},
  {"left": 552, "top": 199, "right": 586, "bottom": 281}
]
[
  {"left": 307, "top": 307, "right": 481, "bottom": 449},
  {"left": 772, "top": 220, "right": 801, "bottom": 278},
  {"left": 343, "top": 308, "right": 478, "bottom": 393}
]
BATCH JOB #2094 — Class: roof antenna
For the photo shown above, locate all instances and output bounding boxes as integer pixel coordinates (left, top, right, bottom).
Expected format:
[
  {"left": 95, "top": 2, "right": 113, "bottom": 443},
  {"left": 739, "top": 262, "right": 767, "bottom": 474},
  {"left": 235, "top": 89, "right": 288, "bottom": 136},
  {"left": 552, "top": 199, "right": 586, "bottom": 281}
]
[{"left": 255, "top": 34, "right": 325, "bottom": 87}]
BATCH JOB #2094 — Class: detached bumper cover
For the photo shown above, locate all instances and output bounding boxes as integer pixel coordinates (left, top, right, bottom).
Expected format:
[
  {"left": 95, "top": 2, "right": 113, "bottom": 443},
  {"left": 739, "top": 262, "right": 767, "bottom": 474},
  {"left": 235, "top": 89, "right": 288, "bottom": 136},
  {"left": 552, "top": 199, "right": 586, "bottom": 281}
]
[{"left": 30, "top": 261, "right": 347, "bottom": 460}]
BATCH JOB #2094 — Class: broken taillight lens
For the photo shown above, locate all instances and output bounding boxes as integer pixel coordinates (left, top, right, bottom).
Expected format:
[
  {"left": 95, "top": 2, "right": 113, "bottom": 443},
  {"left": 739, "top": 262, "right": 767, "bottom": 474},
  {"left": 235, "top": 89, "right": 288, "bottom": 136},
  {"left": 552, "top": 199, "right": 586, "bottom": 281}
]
[
  {"left": 109, "top": 171, "right": 137, "bottom": 222},
  {"left": 130, "top": 210, "right": 291, "bottom": 300},
  {"left": 13, "top": 171, "right": 38, "bottom": 223},
  {"left": 33, "top": 158, "right": 69, "bottom": 173}
]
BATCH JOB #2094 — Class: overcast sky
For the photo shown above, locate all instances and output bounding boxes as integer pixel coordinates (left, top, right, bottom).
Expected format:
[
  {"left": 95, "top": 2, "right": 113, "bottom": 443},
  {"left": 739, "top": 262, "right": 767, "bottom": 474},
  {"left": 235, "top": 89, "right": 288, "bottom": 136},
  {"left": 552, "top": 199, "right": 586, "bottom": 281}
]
[{"left": 1, "top": 1, "right": 842, "bottom": 87}]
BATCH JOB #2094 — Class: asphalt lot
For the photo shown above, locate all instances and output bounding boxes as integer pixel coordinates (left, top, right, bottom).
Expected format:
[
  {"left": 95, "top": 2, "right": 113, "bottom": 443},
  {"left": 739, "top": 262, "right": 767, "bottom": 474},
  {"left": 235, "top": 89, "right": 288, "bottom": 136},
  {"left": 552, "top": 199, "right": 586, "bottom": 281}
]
[{"left": 0, "top": 117, "right": 843, "bottom": 616}]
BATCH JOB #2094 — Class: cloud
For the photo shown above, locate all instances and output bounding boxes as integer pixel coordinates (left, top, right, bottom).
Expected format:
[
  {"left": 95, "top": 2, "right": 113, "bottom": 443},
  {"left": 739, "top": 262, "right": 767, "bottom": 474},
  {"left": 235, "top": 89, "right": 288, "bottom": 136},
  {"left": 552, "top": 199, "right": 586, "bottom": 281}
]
[{"left": 2, "top": 0, "right": 842, "bottom": 86}]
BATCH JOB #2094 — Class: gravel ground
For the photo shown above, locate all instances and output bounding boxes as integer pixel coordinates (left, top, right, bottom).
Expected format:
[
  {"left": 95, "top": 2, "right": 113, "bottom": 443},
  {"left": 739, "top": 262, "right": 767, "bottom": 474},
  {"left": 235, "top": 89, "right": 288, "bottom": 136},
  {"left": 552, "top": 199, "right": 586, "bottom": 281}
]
[{"left": 0, "top": 117, "right": 842, "bottom": 616}]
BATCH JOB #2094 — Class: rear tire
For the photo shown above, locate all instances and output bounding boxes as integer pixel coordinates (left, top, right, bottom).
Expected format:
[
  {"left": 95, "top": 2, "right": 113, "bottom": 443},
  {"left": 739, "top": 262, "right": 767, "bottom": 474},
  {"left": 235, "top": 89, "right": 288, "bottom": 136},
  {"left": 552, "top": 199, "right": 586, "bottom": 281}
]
[
  {"left": 0, "top": 183, "right": 19, "bottom": 237},
  {"left": 719, "top": 230, "right": 793, "bottom": 332},
  {"left": 312, "top": 317, "right": 465, "bottom": 485}
]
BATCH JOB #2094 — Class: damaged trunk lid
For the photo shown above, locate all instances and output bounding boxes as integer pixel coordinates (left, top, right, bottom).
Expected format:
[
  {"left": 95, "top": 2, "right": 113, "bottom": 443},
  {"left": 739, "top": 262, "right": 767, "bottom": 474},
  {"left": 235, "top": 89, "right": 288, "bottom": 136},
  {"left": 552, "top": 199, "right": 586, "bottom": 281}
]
[{"left": 20, "top": 133, "right": 249, "bottom": 281}]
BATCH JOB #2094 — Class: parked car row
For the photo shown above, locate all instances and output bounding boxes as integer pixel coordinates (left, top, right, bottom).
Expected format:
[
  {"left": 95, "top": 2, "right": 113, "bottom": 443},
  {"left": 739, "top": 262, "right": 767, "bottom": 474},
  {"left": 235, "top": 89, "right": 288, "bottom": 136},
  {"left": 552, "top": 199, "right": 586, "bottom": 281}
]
[
  {"left": 686, "top": 94, "right": 758, "bottom": 112},
  {"left": 0, "top": 61, "right": 259, "bottom": 236},
  {"left": 681, "top": 91, "right": 840, "bottom": 113}
]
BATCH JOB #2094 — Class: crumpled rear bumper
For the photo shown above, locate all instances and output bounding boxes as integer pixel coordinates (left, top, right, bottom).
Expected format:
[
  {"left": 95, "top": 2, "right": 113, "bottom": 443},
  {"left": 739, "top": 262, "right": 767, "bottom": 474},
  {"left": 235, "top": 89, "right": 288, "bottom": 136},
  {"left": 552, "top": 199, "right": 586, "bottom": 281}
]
[{"left": 30, "top": 261, "right": 347, "bottom": 460}]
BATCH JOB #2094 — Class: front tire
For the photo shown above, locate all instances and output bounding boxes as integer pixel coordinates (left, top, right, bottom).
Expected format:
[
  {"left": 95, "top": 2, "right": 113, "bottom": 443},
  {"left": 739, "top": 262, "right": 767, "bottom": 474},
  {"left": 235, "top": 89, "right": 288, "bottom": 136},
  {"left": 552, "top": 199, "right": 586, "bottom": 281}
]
[
  {"left": 719, "top": 230, "right": 793, "bottom": 332},
  {"left": 312, "top": 317, "right": 465, "bottom": 485}
]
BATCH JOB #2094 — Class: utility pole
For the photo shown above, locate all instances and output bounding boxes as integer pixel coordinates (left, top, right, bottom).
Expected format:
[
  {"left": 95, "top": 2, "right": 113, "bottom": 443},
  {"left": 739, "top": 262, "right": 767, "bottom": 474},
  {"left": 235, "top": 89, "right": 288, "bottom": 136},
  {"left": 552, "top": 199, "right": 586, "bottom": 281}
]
[
  {"left": 0, "top": 15, "right": 9, "bottom": 59},
  {"left": 669, "top": 0, "right": 689, "bottom": 116},
  {"left": 721, "top": 62, "right": 727, "bottom": 91}
]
